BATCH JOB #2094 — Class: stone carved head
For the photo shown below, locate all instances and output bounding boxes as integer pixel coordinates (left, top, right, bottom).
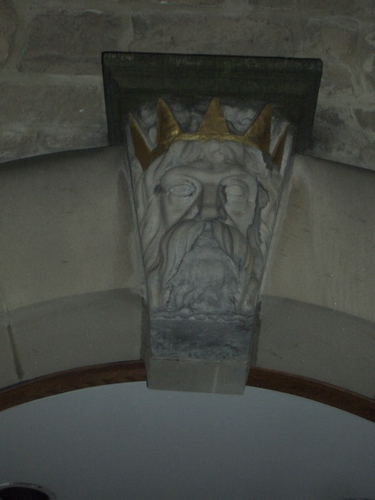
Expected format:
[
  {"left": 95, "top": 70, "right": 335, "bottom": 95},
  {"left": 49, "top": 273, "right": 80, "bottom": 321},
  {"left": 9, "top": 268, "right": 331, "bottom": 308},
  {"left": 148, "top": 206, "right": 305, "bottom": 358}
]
[{"left": 128, "top": 98, "right": 290, "bottom": 321}]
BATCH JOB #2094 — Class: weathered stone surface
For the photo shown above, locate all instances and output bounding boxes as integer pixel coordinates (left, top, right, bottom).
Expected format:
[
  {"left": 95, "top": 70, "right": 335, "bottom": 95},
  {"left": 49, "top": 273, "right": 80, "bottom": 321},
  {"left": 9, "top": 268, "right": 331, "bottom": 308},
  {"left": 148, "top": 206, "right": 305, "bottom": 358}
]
[
  {"left": 0, "top": 81, "right": 106, "bottom": 124},
  {"left": 131, "top": 14, "right": 296, "bottom": 56},
  {"left": 248, "top": 0, "right": 294, "bottom": 8},
  {"left": 152, "top": 0, "right": 223, "bottom": 4},
  {"left": 249, "top": 0, "right": 374, "bottom": 17},
  {"left": 146, "top": 318, "right": 253, "bottom": 394},
  {"left": 0, "top": 0, "right": 17, "bottom": 65},
  {"left": 0, "top": 81, "right": 108, "bottom": 161},
  {"left": 300, "top": 17, "right": 374, "bottom": 102},
  {"left": 360, "top": 29, "right": 375, "bottom": 92},
  {"left": 303, "top": 17, "right": 358, "bottom": 61},
  {"left": 354, "top": 109, "right": 375, "bottom": 132},
  {"left": 0, "top": 125, "right": 108, "bottom": 163},
  {"left": 0, "top": 128, "right": 41, "bottom": 163},
  {"left": 294, "top": 0, "right": 374, "bottom": 16},
  {"left": 21, "top": 11, "right": 128, "bottom": 75},
  {"left": 311, "top": 104, "right": 374, "bottom": 167}
]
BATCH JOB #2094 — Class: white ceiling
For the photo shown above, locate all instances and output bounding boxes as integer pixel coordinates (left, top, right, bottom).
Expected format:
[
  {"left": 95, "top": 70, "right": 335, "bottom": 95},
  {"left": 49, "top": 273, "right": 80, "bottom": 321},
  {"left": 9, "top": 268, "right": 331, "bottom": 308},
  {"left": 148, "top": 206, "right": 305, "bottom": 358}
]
[{"left": 0, "top": 382, "right": 374, "bottom": 500}]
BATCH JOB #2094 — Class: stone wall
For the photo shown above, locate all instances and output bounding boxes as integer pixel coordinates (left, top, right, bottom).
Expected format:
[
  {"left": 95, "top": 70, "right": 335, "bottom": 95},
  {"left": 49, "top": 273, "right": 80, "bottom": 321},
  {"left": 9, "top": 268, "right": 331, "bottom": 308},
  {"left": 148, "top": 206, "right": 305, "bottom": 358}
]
[{"left": 0, "top": 0, "right": 374, "bottom": 169}]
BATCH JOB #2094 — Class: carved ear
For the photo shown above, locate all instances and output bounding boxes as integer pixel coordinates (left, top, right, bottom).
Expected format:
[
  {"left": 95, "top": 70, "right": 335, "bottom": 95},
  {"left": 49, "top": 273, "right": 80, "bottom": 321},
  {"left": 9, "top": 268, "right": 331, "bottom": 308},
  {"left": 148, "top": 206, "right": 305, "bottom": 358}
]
[
  {"left": 271, "top": 124, "right": 289, "bottom": 171},
  {"left": 257, "top": 184, "right": 270, "bottom": 209},
  {"left": 129, "top": 114, "right": 151, "bottom": 171},
  {"left": 242, "top": 104, "right": 272, "bottom": 154}
]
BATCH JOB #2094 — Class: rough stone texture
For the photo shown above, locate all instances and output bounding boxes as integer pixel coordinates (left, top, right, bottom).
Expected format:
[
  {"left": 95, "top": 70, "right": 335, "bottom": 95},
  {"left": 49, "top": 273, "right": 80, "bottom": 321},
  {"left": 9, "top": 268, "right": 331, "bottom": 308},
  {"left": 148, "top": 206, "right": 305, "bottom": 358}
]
[
  {"left": 152, "top": 0, "right": 224, "bottom": 4},
  {"left": 355, "top": 109, "right": 375, "bottom": 132},
  {"left": 1, "top": 1, "right": 375, "bottom": 395},
  {"left": 20, "top": 11, "right": 128, "bottom": 75},
  {"left": 257, "top": 296, "right": 375, "bottom": 398},
  {"left": 302, "top": 17, "right": 358, "bottom": 98},
  {"left": 263, "top": 155, "right": 375, "bottom": 324},
  {"left": 0, "top": 125, "right": 108, "bottom": 163},
  {"left": 0, "top": 2, "right": 372, "bottom": 168},
  {"left": 249, "top": 0, "right": 375, "bottom": 16},
  {"left": 10, "top": 290, "right": 144, "bottom": 380},
  {"left": 0, "top": 0, "right": 17, "bottom": 65},
  {"left": 300, "top": 15, "right": 375, "bottom": 166},
  {"left": 310, "top": 103, "right": 375, "bottom": 169},
  {"left": 146, "top": 319, "right": 253, "bottom": 393},
  {"left": 129, "top": 10, "right": 375, "bottom": 169},
  {"left": 0, "top": 80, "right": 108, "bottom": 161},
  {"left": 131, "top": 14, "right": 296, "bottom": 57},
  {"left": 0, "top": 81, "right": 105, "bottom": 125}
]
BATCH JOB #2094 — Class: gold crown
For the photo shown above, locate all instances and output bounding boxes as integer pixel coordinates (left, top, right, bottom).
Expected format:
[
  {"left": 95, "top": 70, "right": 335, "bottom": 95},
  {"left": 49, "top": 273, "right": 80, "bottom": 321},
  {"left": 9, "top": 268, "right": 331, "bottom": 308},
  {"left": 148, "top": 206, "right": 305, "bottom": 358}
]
[{"left": 130, "top": 98, "right": 288, "bottom": 171}]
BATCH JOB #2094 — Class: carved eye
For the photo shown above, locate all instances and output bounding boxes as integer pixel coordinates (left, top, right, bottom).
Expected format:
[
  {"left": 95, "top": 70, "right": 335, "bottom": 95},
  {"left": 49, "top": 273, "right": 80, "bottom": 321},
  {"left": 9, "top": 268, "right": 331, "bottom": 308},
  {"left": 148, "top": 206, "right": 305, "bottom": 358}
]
[
  {"left": 169, "top": 183, "right": 195, "bottom": 197},
  {"left": 224, "top": 182, "right": 247, "bottom": 199}
]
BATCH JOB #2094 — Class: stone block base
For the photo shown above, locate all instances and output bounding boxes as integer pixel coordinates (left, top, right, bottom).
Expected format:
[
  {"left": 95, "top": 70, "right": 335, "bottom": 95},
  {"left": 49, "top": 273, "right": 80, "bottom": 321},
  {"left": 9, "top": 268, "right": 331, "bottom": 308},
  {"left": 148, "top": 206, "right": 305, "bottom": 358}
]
[
  {"left": 146, "top": 357, "right": 249, "bottom": 394},
  {"left": 145, "top": 318, "right": 253, "bottom": 394}
]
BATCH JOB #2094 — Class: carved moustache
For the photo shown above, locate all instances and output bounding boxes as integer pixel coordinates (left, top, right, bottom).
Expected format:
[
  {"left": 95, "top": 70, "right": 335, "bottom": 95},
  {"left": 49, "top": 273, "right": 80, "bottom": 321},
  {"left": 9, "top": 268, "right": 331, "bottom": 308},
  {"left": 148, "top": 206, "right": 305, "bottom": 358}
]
[{"left": 151, "top": 219, "right": 254, "bottom": 289}]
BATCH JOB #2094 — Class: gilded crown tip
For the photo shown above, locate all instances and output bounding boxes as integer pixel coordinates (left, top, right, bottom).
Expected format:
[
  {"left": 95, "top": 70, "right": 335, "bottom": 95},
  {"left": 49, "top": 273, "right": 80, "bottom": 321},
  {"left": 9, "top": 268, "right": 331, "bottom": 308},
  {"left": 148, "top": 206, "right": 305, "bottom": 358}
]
[{"left": 131, "top": 98, "right": 284, "bottom": 170}]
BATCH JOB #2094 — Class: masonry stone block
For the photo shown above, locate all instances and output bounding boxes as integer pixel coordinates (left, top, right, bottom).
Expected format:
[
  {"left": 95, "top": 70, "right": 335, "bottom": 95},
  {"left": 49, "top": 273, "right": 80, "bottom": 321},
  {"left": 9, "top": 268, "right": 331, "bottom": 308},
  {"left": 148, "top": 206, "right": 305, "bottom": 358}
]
[
  {"left": 0, "top": 81, "right": 108, "bottom": 161},
  {"left": 147, "top": 357, "right": 249, "bottom": 394},
  {"left": 264, "top": 154, "right": 375, "bottom": 324},
  {"left": 9, "top": 290, "right": 145, "bottom": 380},
  {"left": 257, "top": 296, "right": 375, "bottom": 398},
  {"left": 0, "top": 147, "right": 141, "bottom": 310},
  {"left": 152, "top": 0, "right": 223, "bottom": 4},
  {"left": 131, "top": 14, "right": 296, "bottom": 57},
  {"left": 21, "top": 11, "right": 128, "bottom": 75},
  {"left": 0, "top": 81, "right": 106, "bottom": 126},
  {"left": 295, "top": 0, "right": 371, "bottom": 15},
  {"left": 0, "top": 125, "right": 108, "bottom": 163},
  {"left": 312, "top": 104, "right": 374, "bottom": 168},
  {"left": 0, "top": 128, "right": 41, "bottom": 163},
  {"left": 303, "top": 17, "right": 358, "bottom": 64},
  {"left": 0, "top": 0, "right": 17, "bottom": 65},
  {"left": 248, "top": 0, "right": 295, "bottom": 8}
]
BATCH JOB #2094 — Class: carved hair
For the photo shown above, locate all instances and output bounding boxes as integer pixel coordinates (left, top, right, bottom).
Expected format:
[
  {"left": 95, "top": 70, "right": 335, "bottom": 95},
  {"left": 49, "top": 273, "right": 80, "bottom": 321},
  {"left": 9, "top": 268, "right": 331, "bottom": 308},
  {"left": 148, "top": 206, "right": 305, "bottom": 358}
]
[{"left": 127, "top": 99, "right": 288, "bottom": 315}]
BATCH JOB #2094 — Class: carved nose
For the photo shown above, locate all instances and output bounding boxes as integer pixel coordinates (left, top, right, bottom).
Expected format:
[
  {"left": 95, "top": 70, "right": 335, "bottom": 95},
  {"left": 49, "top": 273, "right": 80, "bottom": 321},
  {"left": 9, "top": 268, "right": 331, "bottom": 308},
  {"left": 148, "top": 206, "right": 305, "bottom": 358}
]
[{"left": 197, "top": 184, "right": 221, "bottom": 221}]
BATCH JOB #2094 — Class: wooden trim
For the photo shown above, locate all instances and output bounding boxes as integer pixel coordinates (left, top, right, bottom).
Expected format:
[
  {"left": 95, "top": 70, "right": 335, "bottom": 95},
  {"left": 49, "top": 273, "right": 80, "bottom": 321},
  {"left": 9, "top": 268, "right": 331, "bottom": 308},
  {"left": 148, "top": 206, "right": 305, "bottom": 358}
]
[
  {"left": 248, "top": 367, "right": 375, "bottom": 423},
  {"left": 0, "top": 361, "right": 147, "bottom": 412},
  {"left": 0, "top": 361, "right": 374, "bottom": 422}
]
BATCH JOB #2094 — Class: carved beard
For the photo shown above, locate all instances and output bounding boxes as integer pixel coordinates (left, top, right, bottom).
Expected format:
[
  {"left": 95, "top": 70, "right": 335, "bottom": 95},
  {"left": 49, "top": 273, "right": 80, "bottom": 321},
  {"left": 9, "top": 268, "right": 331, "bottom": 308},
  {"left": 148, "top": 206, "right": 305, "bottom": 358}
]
[{"left": 148, "top": 220, "right": 255, "bottom": 319}]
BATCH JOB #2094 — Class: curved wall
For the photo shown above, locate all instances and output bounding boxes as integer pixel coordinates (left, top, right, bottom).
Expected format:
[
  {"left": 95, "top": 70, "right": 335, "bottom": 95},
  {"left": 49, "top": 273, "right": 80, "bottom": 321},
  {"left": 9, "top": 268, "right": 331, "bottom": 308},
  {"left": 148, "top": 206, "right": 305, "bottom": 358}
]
[{"left": 1, "top": 151, "right": 374, "bottom": 400}]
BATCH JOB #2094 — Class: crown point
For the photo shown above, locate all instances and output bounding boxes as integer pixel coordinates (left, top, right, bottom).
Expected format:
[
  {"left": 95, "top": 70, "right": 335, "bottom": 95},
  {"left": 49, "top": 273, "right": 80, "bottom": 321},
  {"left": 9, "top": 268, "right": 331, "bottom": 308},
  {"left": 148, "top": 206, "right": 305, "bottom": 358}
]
[
  {"left": 198, "top": 97, "right": 229, "bottom": 136},
  {"left": 243, "top": 103, "right": 272, "bottom": 154},
  {"left": 157, "top": 99, "right": 181, "bottom": 148}
]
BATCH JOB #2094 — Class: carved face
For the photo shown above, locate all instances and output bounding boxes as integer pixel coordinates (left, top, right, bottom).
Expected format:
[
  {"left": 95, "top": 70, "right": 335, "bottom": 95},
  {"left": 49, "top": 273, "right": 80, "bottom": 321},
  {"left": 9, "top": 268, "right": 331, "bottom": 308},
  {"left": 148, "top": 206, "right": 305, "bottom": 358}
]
[
  {"left": 159, "top": 153, "right": 258, "bottom": 239},
  {"left": 135, "top": 140, "right": 281, "bottom": 318}
]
